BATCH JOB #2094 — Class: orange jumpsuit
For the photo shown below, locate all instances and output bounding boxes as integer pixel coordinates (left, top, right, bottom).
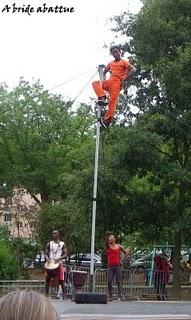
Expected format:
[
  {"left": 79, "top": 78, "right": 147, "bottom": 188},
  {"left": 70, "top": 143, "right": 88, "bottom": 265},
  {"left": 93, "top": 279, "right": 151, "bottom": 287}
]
[{"left": 92, "top": 59, "right": 131, "bottom": 120}]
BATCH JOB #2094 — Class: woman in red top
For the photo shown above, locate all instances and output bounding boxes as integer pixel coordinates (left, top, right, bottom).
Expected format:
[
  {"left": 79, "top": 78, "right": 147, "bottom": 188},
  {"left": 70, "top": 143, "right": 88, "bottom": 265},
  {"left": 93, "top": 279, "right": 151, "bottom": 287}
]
[{"left": 106, "top": 234, "right": 129, "bottom": 300}]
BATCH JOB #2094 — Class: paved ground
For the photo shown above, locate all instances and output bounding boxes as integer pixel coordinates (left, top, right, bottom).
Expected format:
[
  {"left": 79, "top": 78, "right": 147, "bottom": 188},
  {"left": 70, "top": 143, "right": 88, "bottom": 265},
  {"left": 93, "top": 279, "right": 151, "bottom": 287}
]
[{"left": 54, "top": 300, "right": 191, "bottom": 320}]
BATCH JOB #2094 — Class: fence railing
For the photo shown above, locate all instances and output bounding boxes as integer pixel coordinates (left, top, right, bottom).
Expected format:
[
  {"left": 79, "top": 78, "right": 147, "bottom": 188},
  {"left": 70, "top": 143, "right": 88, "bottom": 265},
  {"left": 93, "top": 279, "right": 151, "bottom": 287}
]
[
  {"left": 94, "top": 268, "right": 173, "bottom": 300},
  {"left": 0, "top": 280, "right": 45, "bottom": 297},
  {"left": 0, "top": 267, "right": 190, "bottom": 301}
]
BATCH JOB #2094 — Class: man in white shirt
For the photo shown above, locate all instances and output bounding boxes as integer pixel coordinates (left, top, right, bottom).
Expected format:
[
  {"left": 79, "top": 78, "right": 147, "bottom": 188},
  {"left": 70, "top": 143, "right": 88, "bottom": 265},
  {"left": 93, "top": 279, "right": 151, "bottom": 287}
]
[{"left": 45, "top": 230, "right": 67, "bottom": 298}]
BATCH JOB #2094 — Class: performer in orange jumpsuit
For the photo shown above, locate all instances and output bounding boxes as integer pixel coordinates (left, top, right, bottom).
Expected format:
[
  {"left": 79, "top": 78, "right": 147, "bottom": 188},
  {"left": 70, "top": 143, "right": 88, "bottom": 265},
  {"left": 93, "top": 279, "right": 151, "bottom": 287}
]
[{"left": 92, "top": 46, "right": 135, "bottom": 128}]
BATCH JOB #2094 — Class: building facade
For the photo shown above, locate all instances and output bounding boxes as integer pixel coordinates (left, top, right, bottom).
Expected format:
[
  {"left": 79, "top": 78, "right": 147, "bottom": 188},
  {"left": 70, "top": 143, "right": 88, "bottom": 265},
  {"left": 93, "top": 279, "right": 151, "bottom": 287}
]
[{"left": 0, "top": 188, "right": 40, "bottom": 238}]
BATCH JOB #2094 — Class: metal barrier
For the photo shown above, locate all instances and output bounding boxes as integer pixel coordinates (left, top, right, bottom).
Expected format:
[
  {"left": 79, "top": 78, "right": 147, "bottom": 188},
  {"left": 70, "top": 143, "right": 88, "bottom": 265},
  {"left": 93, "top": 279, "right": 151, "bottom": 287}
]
[
  {"left": 0, "top": 266, "right": 91, "bottom": 298},
  {"left": 0, "top": 280, "right": 45, "bottom": 297},
  {"left": 0, "top": 267, "right": 190, "bottom": 301},
  {"left": 94, "top": 268, "right": 107, "bottom": 293},
  {"left": 94, "top": 268, "right": 174, "bottom": 300}
]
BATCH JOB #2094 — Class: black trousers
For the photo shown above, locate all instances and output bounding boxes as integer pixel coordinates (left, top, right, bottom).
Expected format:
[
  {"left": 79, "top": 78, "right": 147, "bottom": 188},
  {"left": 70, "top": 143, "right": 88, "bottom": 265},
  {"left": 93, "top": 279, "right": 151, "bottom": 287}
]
[{"left": 108, "top": 264, "right": 122, "bottom": 298}]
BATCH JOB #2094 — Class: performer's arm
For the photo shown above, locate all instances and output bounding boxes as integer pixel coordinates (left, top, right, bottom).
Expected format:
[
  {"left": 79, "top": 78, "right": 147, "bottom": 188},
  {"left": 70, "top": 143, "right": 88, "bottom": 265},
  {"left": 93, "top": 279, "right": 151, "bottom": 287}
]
[
  {"left": 119, "top": 244, "right": 130, "bottom": 257},
  {"left": 126, "top": 64, "right": 136, "bottom": 81},
  {"left": 123, "top": 64, "right": 136, "bottom": 94},
  {"left": 61, "top": 245, "right": 67, "bottom": 260}
]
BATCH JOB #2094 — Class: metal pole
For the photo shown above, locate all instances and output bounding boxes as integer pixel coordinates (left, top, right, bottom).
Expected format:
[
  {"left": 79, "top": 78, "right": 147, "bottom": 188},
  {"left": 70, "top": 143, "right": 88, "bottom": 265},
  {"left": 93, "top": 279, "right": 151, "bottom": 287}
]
[
  {"left": 149, "top": 246, "right": 156, "bottom": 286},
  {"left": 89, "top": 65, "right": 105, "bottom": 292}
]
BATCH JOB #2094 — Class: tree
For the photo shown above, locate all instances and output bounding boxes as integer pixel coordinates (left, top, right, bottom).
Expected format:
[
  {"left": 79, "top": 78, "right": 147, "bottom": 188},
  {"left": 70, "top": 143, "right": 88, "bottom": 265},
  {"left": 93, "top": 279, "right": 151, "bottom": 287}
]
[
  {"left": 0, "top": 79, "right": 98, "bottom": 261},
  {"left": 11, "top": 237, "right": 41, "bottom": 279},
  {"left": 0, "top": 226, "right": 20, "bottom": 279},
  {"left": 0, "top": 79, "right": 95, "bottom": 204},
  {"left": 110, "top": 0, "right": 191, "bottom": 299},
  {"left": 37, "top": 200, "right": 91, "bottom": 256}
]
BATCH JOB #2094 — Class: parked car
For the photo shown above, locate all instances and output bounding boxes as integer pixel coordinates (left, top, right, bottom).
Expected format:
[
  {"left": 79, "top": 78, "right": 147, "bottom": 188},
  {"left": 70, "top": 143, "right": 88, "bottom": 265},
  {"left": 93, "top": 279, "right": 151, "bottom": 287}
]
[
  {"left": 69, "top": 253, "right": 102, "bottom": 267},
  {"left": 130, "top": 253, "right": 153, "bottom": 272},
  {"left": 130, "top": 253, "right": 174, "bottom": 285},
  {"left": 131, "top": 251, "right": 187, "bottom": 272},
  {"left": 34, "top": 252, "right": 45, "bottom": 267}
]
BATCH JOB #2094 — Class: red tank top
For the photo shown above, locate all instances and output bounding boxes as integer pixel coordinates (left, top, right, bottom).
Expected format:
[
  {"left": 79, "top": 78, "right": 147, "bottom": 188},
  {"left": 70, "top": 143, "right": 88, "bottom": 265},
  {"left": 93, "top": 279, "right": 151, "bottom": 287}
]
[{"left": 107, "top": 245, "right": 121, "bottom": 266}]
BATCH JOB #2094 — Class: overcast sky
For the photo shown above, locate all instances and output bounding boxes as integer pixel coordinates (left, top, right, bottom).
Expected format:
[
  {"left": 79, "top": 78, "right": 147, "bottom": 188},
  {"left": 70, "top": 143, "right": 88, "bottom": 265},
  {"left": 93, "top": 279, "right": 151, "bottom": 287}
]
[{"left": 0, "top": 0, "right": 142, "bottom": 106}]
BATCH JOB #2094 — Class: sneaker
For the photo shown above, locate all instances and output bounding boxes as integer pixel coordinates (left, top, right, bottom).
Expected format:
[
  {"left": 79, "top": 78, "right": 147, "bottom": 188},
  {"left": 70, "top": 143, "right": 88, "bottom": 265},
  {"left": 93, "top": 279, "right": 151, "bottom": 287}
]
[
  {"left": 100, "top": 117, "right": 111, "bottom": 128},
  {"left": 56, "top": 293, "right": 65, "bottom": 300},
  {"left": 98, "top": 97, "right": 108, "bottom": 106}
]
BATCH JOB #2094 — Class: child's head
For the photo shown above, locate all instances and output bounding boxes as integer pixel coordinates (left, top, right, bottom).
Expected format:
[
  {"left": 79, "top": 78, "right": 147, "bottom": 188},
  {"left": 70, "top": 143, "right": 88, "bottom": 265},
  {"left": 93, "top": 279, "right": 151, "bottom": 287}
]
[
  {"left": 110, "top": 46, "right": 121, "bottom": 60},
  {"left": 0, "top": 290, "right": 60, "bottom": 320}
]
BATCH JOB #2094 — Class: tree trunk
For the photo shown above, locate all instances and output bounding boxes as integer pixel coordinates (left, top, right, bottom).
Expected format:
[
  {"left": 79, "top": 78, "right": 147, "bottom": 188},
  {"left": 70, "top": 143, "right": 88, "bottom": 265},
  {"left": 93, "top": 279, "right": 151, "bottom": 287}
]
[{"left": 172, "top": 229, "right": 181, "bottom": 300}]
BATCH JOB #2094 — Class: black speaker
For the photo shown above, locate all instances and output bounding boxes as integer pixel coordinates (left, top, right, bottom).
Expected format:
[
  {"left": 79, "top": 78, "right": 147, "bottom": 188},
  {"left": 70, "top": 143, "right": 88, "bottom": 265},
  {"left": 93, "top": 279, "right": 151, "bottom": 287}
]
[{"left": 74, "top": 292, "right": 107, "bottom": 304}]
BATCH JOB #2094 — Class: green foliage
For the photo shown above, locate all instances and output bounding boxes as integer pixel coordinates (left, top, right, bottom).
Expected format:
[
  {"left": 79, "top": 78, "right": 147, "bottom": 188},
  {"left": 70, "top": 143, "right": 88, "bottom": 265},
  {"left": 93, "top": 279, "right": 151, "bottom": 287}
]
[
  {"left": 1, "top": 0, "right": 191, "bottom": 271},
  {"left": 0, "top": 225, "right": 10, "bottom": 243},
  {"left": 122, "top": 231, "right": 155, "bottom": 250},
  {"left": 11, "top": 237, "right": 40, "bottom": 266},
  {"left": 108, "top": 0, "right": 191, "bottom": 243},
  {"left": 0, "top": 80, "right": 96, "bottom": 255},
  {"left": 0, "top": 230, "right": 20, "bottom": 279},
  {"left": 0, "top": 241, "right": 20, "bottom": 279},
  {"left": 0, "top": 80, "right": 95, "bottom": 203},
  {"left": 0, "top": 226, "right": 40, "bottom": 279},
  {"left": 37, "top": 200, "right": 91, "bottom": 255}
]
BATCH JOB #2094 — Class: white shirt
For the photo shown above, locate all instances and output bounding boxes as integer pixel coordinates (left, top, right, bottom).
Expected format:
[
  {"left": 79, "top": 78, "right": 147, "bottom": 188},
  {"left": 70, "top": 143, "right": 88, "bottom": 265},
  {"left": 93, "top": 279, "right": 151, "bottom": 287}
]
[{"left": 49, "top": 240, "right": 64, "bottom": 260}]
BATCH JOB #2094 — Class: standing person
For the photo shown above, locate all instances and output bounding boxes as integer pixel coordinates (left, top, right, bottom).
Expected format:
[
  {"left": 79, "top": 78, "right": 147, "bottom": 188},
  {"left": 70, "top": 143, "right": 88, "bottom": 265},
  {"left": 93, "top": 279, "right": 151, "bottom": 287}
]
[
  {"left": 154, "top": 252, "right": 171, "bottom": 301},
  {"left": 106, "top": 233, "right": 130, "bottom": 301},
  {"left": 45, "top": 230, "right": 67, "bottom": 298},
  {"left": 0, "top": 290, "right": 60, "bottom": 320},
  {"left": 92, "top": 45, "right": 135, "bottom": 128}
]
